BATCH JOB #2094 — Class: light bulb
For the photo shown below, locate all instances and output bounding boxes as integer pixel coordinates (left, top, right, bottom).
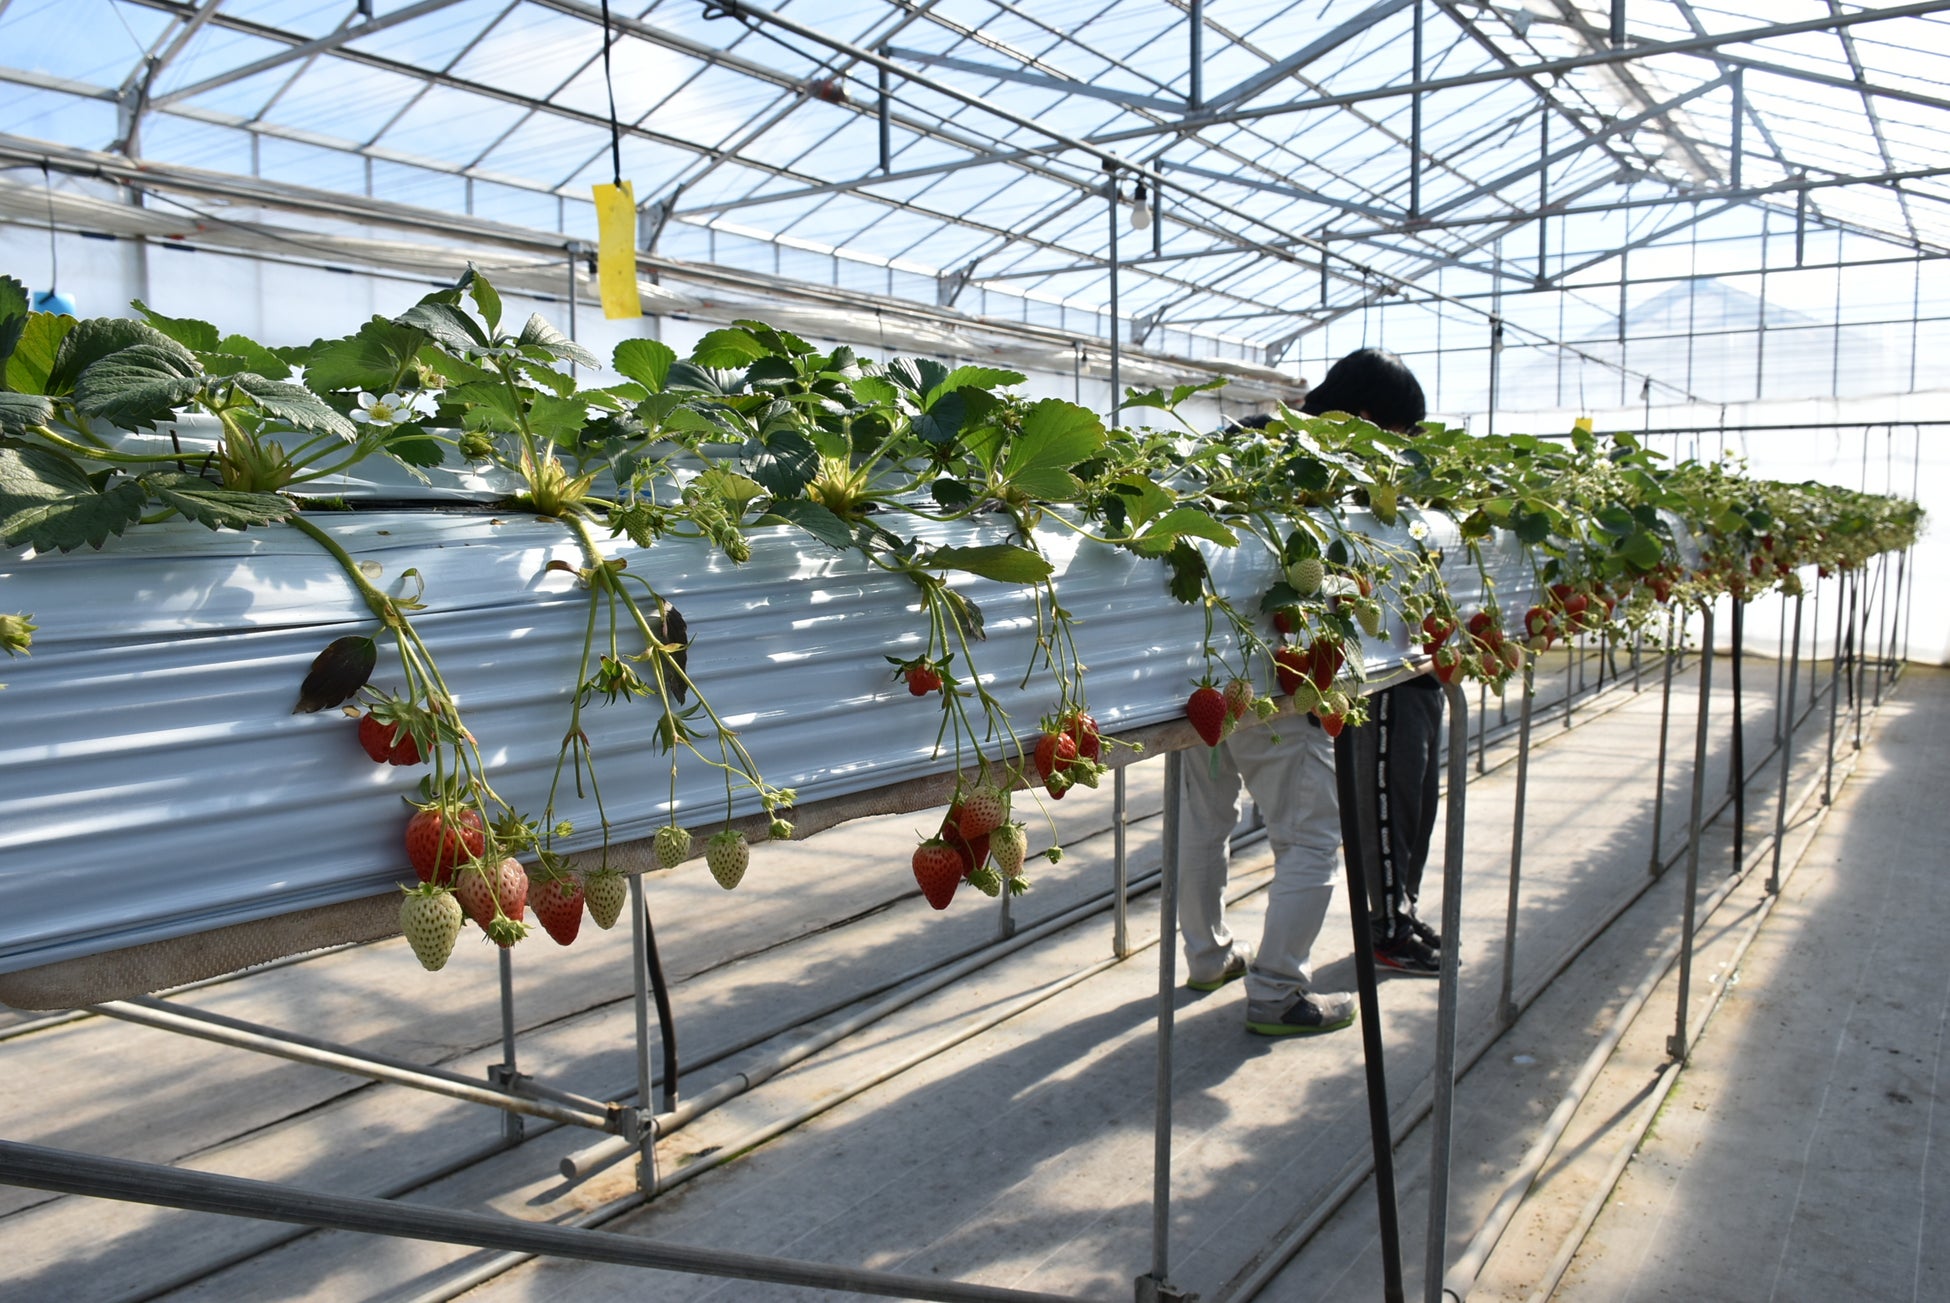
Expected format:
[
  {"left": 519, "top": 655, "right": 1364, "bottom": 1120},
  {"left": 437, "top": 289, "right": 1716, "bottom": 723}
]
[{"left": 1129, "top": 183, "right": 1152, "bottom": 231}]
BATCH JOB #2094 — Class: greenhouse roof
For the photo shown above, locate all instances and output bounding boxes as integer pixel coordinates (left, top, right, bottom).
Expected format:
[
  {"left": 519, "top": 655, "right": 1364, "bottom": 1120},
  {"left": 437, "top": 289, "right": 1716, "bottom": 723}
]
[{"left": 2, "top": 0, "right": 1948, "bottom": 362}]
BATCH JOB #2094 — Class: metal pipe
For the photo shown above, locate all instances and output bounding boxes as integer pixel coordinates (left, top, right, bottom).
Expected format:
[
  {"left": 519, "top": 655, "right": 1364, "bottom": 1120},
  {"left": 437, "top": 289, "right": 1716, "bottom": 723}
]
[
  {"left": 1768, "top": 594, "right": 1804, "bottom": 895},
  {"left": 1852, "top": 569, "right": 1866, "bottom": 752},
  {"left": 1114, "top": 763, "right": 1131, "bottom": 958},
  {"left": 1147, "top": 750, "right": 1184, "bottom": 1293},
  {"left": 628, "top": 873, "right": 653, "bottom": 1136},
  {"left": 1668, "top": 604, "right": 1715, "bottom": 1061},
  {"left": 1425, "top": 681, "right": 1470, "bottom": 1303},
  {"left": 1825, "top": 569, "right": 1845, "bottom": 805},
  {"left": 0, "top": 1141, "right": 1077, "bottom": 1303},
  {"left": 1410, "top": 0, "right": 1423, "bottom": 218},
  {"left": 88, "top": 1000, "right": 604, "bottom": 1129},
  {"left": 1648, "top": 612, "right": 1677, "bottom": 875},
  {"left": 1476, "top": 681, "right": 1487, "bottom": 775},
  {"left": 1344, "top": 765, "right": 1406, "bottom": 1303},
  {"left": 1773, "top": 598, "right": 1787, "bottom": 743},
  {"left": 1108, "top": 175, "right": 1121, "bottom": 423},
  {"left": 1188, "top": 0, "right": 1203, "bottom": 109},
  {"left": 1729, "top": 598, "right": 1746, "bottom": 868},
  {"left": 1564, "top": 630, "right": 1576, "bottom": 730},
  {"left": 1499, "top": 661, "right": 1535, "bottom": 1027},
  {"left": 496, "top": 947, "right": 522, "bottom": 1142},
  {"left": 1873, "top": 551, "right": 1891, "bottom": 705}
]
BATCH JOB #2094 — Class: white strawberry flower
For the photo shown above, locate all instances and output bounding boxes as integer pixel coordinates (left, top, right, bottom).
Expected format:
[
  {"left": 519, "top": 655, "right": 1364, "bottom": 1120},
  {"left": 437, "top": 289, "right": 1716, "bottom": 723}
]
[
  {"left": 351, "top": 390, "right": 436, "bottom": 428},
  {"left": 1407, "top": 519, "right": 1431, "bottom": 541}
]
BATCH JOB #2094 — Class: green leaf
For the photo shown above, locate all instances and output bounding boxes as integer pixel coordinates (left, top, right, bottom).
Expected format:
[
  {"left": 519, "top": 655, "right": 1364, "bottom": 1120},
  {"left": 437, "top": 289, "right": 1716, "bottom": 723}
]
[
  {"left": 1132, "top": 506, "right": 1239, "bottom": 554},
  {"left": 922, "top": 365, "right": 1023, "bottom": 410},
  {"left": 396, "top": 299, "right": 488, "bottom": 355},
  {"left": 47, "top": 317, "right": 175, "bottom": 396},
  {"left": 850, "top": 376, "right": 902, "bottom": 408},
  {"left": 72, "top": 342, "right": 204, "bottom": 428},
  {"left": 692, "top": 466, "right": 766, "bottom": 513},
  {"left": 911, "top": 391, "right": 964, "bottom": 446},
  {"left": 517, "top": 313, "right": 599, "bottom": 369},
  {"left": 743, "top": 428, "right": 818, "bottom": 498},
  {"left": 144, "top": 473, "right": 292, "bottom": 531},
  {"left": 886, "top": 357, "right": 948, "bottom": 397},
  {"left": 442, "top": 379, "right": 522, "bottom": 431},
  {"left": 1511, "top": 507, "right": 1554, "bottom": 546},
  {"left": 385, "top": 432, "right": 444, "bottom": 468},
  {"left": 1619, "top": 529, "right": 1664, "bottom": 570},
  {"left": 0, "top": 443, "right": 146, "bottom": 551},
  {"left": 0, "top": 275, "right": 27, "bottom": 322},
  {"left": 132, "top": 299, "right": 220, "bottom": 353},
  {"left": 999, "top": 398, "right": 1104, "bottom": 494},
  {"left": 1011, "top": 467, "right": 1085, "bottom": 501},
  {"left": 1106, "top": 473, "right": 1174, "bottom": 529},
  {"left": 1593, "top": 505, "right": 1635, "bottom": 537},
  {"left": 231, "top": 373, "right": 357, "bottom": 440},
  {"left": 613, "top": 338, "right": 675, "bottom": 394},
  {"left": 460, "top": 267, "right": 502, "bottom": 331},
  {"left": 0, "top": 392, "right": 52, "bottom": 434},
  {"left": 301, "top": 318, "right": 428, "bottom": 393},
  {"left": 931, "top": 477, "right": 975, "bottom": 510},
  {"left": 927, "top": 543, "right": 1054, "bottom": 584},
  {"left": 3, "top": 312, "right": 72, "bottom": 395},
  {"left": 692, "top": 328, "right": 769, "bottom": 369},
  {"left": 527, "top": 393, "right": 591, "bottom": 446},
  {"left": 1162, "top": 539, "right": 1208, "bottom": 604},
  {"left": 766, "top": 497, "right": 853, "bottom": 549}
]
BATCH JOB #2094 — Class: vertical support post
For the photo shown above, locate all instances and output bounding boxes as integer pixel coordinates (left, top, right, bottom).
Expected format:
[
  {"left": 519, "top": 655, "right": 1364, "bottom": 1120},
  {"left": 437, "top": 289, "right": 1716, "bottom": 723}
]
[
  {"left": 494, "top": 947, "right": 523, "bottom": 1144},
  {"left": 1730, "top": 69, "right": 1744, "bottom": 190},
  {"left": 1537, "top": 112, "right": 1548, "bottom": 282},
  {"left": 1768, "top": 595, "right": 1804, "bottom": 895},
  {"left": 1140, "top": 752, "right": 1184, "bottom": 1302},
  {"left": 1187, "top": 0, "right": 1203, "bottom": 110},
  {"left": 1648, "top": 611, "right": 1678, "bottom": 875},
  {"left": 1729, "top": 597, "right": 1746, "bottom": 870},
  {"left": 1475, "top": 682, "right": 1487, "bottom": 775},
  {"left": 1499, "top": 662, "right": 1535, "bottom": 1026},
  {"left": 1773, "top": 598, "right": 1787, "bottom": 744},
  {"left": 1873, "top": 552, "right": 1892, "bottom": 706},
  {"left": 1409, "top": 0, "right": 1423, "bottom": 219},
  {"left": 1795, "top": 187, "right": 1807, "bottom": 266},
  {"left": 629, "top": 873, "right": 653, "bottom": 1116},
  {"left": 1564, "top": 628, "right": 1577, "bottom": 731},
  {"left": 1346, "top": 750, "right": 1406, "bottom": 1303},
  {"left": 1669, "top": 606, "right": 1715, "bottom": 1061},
  {"left": 565, "top": 246, "right": 578, "bottom": 345},
  {"left": 997, "top": 873, "right": 1015, "bottom": 940},
  {"left": 1610, "top": 0, "right": 1626, "bottom": 46},
  {"left": 1113, "top": 764, "right": 1131, "bottom": 959},
  {"left": 1852, "top": 569, "right": 1866, "bottom": 753},
  {"left": 1107, "top": 173, "right": 1122, "bottom": 425},
  {"left": 877, "top": 59, "right": 891, "bottom": 173},
  {"left": 1425, "top": 681, "right": 1470, "bottom": 1303},
  {"left": 1824, "top": 571, "right": 1845, "bottom": 805}
]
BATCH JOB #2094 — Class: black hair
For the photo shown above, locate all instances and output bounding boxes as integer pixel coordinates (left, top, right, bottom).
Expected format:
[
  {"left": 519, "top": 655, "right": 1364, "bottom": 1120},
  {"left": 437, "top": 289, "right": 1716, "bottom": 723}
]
[{"left": 1298, "top": 347, "right": 1427, "bottom": 431}]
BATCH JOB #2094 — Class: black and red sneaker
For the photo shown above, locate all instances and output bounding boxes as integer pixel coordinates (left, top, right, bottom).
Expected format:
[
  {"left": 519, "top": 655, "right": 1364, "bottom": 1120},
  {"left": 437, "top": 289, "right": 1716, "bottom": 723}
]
[{"left": 1373, "top": 928, "right": 1441, "bottom": 977}]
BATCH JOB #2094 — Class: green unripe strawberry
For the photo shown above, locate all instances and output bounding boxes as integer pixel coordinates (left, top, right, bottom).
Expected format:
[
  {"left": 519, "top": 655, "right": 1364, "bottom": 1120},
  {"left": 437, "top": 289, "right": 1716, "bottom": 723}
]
[
  {"left": 1354, "top": 599, "right": 1384, "bottom": 639},
  {"left": 654, "top": 824, "right": 691, "bottom": 870},
  {"left": 991, "top": 822, "right": 1028, "bottom": 879},
  {"left": 1286, "top": 556, "right": 1324, "bottom": 596},
  {"left": 400, "top": 885, "right": 463, "bottom": 972},
  {"left": 705, "top": 829, "right": 749, "bottom": 890},
  {"left": 968, "top": 865, "right": 1003, "bottom": 898},
  {"left": 583, "top": 869, "right": 627, "bottom": 929}
]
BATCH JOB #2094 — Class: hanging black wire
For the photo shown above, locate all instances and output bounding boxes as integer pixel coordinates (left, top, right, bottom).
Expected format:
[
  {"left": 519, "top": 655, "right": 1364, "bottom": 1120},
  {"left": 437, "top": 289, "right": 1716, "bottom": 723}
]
[
  {"left": 598, "top": 0, "right": 624, "bottom": 187},
  {"left": 40, "top": 160, "right": 58, "bottom": 294}
]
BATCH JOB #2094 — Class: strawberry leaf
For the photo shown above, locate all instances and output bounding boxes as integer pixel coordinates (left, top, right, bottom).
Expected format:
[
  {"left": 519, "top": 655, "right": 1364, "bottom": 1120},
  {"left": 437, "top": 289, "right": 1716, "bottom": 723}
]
[
  {"left": 4, "top": 313, "right": 72, "bottom": 395},
  {"left": 46, "top": 317, "right": 176, "bottom": 396},
  {"left": 0, "top": 392, "right": 52, "bottom": 435},
  {"left": 928, "top": 544, "right": 1054, "bottom": 584},
  {"left": 1129, "top": 506, "right": 1238, "bottom": 555},
  {"left": 0, "top": 443, "right": 146, "bottom": 552},
  {"left": 922, "top": 365, "right": 1022, "bottom": 410},
  {"left": 691, "top": 327, "right": 769, "bottom": 369},
  {"left": 613, "top": 338, "right": 675, "bottom": 394},
  {"left": 998, "top": 399, "right": 1103, "bottom": 499},
  {"left": 72, "top": 342, "right": 205, "bottom": 429},
  {"left": 230, "top": 373, "right": 357, "bottom": 440},
  {"left": 143, "top": 473, "right": 292, "bottom": 532},
  {"left": 767, "top": 498, "right": 852, "bottom": 549},
  {"left": 743, "top": 428, "right": 818, "bottom": 497},
  {"left": 132, "top": 298, "right": 220, "bottom": 353},
  {"left": 301, "top": 317, "right": 427, "bottom": 392},
  {"left": 517, "top": 313, "right": 598, "bottom": 370}
]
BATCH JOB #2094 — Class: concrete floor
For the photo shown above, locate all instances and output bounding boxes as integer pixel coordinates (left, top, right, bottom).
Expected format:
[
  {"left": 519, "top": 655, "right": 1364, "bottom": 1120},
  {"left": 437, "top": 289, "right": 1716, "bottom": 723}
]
[{"left": 0, "top": 648, "right": 1934, "bottom": 1303}]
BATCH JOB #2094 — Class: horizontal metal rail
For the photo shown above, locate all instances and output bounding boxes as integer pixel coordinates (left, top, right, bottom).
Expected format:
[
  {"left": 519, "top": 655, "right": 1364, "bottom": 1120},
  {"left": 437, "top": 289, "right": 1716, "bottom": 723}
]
[{"left": 0, "top": 1141, "right": 1087, "bottom": 1303}]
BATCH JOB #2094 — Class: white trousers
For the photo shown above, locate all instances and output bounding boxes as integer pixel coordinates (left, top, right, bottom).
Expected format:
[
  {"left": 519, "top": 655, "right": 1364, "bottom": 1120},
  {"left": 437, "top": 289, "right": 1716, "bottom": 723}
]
[{"left": 1176, "top": 719, "right": 1342, "bottom": 1006}]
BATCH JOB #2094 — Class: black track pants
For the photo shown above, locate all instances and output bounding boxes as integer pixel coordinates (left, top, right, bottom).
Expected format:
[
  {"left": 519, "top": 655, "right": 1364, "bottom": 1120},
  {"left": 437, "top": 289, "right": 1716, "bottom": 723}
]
[{"left": 1334, "top": 680, "right": 1444, "bottom": 930}]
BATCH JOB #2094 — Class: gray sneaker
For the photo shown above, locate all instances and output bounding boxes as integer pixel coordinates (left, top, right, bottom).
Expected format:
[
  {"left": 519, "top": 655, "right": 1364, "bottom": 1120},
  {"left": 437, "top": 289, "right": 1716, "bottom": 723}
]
[
  {"left": 1246, "top": 990, "right": 1357, "bottom": 1037},
  {"left": 1186, "top": 942, "right": 1253, "bottom": 992}
]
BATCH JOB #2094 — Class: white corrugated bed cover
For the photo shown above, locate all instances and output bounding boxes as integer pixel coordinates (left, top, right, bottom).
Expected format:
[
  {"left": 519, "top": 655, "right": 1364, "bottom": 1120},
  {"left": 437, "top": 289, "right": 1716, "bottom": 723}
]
[{"left": 0, "top": 503, "right": 1534, "bottom": 975}]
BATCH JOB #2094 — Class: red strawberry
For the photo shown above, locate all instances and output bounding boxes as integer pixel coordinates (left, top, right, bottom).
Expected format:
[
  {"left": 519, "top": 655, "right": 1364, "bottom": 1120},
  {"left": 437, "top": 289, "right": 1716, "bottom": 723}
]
[
  {"left": 1272, "top": 605, "right": 1302, "bottom": 636},
  {"left": 1433, "top": 645, "right": 1461, "bottom": 684},
  {"left": 1307, "top": 637, "right": 1344, "bottom": 690},
  {"left": 405, "top": 807, "right": 485, "bottom": 886},
  {"left": 905, "top": 663, "right": 942, "bottom": 696},
  {"left": 1274, "top": 645, "right": 1311, "bottom": 696},
  {"left": 1549, "top": 583, "right": 1576, "bottom": 608},
  {"left": 1034, "top": 730, "right": 1078, "bottom": 797},
  {"left": 1524, "top": 605, "right": 1553, "bottom": 638},
  {"left": 1186, "top": 686, "right": 1227, "bottom": 747},
  {"left": 912, "top": 837, "right": 963, "bottom": 910},
  {"left": 456, "top": 856, "right": 529, "bottom": 935},
  {"left": 1223, "top": 678, "right": 1254, "bottom": 720},
  {"left": 1063, "top": 710, "right": 1102, "bottom": 763},
  {"left": 528, "top": 870, "right": 584, "bottom": 946},
  {"left": 583, "top": 869, "right": 627, "bottom": 930},
  {"left": 938, "top": 809, "right": 990, "bottom": 876},
  {"left": 1320, "top": 712, "right": 1346, "bottom": 738},
  {"left": 358, "top": 712, "right": 396, "bottom": 763},
  {"left": 1422, "top": 613, "right": 1456, "bottom": 645},
  {"left": 1467, "top": 610, "right": 1495, "bottom": 639}
]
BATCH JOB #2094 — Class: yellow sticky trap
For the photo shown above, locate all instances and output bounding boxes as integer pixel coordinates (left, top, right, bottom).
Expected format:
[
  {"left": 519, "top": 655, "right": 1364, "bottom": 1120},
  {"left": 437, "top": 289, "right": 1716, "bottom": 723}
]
[
  {"left": 1574, "top": 416, "right": 1594, "bottom": 434},
  {"left": 591, "top": 181, "right": 642, "bottom": 320}
]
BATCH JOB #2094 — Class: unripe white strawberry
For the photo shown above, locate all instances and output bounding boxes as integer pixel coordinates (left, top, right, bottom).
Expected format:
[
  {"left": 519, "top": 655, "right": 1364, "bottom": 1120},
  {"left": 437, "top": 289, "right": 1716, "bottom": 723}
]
[
  {"left": 991, "top": 822, "right": 1028, "bottom": 879},
  {"left": 1354, "top": 599, "right": 1384, "bottom": 639},
  {"left": 400, "top": 886, "right": 462, "bottom": 972},
  {"left": 1286, "top": 556, "right": 1324, "bottom": 596},
  {"left": 653, "top": 824, "right": 691, "bottom": 869},
  {"left": 1223, "top": 677, "right": 1255, "bottom": 720},
  {"left": 706, "top": 829, "right": 749, "bottom": 890},
  {"left": 583, "top": 869, "right": 627, "bottom": 929}
]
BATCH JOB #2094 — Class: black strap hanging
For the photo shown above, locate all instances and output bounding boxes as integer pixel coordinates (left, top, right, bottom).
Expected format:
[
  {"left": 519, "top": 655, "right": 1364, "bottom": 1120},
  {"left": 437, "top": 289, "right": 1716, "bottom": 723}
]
[{"left": 599, "top": 0, "right": 623, "bottom": 187}]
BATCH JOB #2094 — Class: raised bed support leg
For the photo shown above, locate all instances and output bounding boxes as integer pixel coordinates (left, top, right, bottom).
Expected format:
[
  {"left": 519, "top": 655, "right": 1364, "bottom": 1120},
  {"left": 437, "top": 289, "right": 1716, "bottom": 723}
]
[
  {"left": 1138, "top": 752, "right": 1186, "bottom": 1303},
  {"left": 1670, "top": 605, "right": 1716, "bottom": 1062},
  {"left": 1647, "top": 612, "right": 1678, "bottom": 876},
  {"left": 1113, "top": 765, "right": 1131, "bottom": 959},
  {"left": 1729, "top": 598, "right": 1745, "bottom": 870},
  {"left": 1768, "top": 594, "right": 1804, "bottom": 896},
  {"left": 1425, "top": 681, "right": 1470, "bottom": 1303},
  {"left": 493, "top": 948, "right": 524, "bottom": 1144},
  {"left": 1499, "top": 661, "right": 1535, "bottom": 1027}
]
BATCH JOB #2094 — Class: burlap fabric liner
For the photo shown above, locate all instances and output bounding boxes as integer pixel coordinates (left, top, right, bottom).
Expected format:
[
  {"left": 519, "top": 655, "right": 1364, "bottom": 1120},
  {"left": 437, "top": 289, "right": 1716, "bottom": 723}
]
[{"left": 0, "top": 709, "right": 1263, "bottom": 1010}]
